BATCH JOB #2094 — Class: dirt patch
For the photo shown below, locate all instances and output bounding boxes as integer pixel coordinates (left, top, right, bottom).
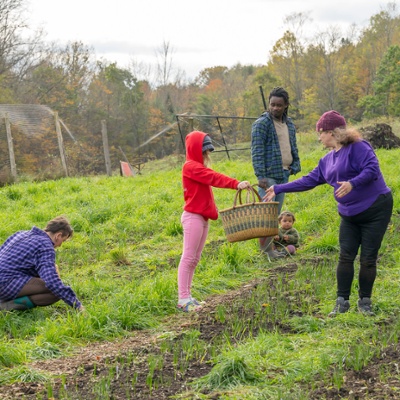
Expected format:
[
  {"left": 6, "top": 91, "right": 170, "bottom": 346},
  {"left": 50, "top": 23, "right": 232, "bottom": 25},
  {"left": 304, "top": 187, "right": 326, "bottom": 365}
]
[
  {"left": 360, "top": 123, "right": 400, "bottom": 149},
  {"left": 309, "top": 343, "right": 400, "bottom": 399},
  {"left": 0, "top": 280, "right": 267, "bottom": 399},
  {"left": 1, "top": 262, "right": 400, "bottom": 399}
]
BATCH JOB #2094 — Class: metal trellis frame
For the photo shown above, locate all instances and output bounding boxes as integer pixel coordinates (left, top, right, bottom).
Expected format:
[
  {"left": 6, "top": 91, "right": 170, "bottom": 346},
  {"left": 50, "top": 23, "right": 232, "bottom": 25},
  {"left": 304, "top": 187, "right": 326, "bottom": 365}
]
[{"left": 175, "top": 113, "right": 258, "bottom": 159}]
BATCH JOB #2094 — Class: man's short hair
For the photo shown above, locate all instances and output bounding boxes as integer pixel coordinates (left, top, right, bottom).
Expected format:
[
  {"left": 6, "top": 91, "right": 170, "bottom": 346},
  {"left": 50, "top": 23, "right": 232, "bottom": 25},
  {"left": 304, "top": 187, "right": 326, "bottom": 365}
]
[{"left": 44, "top": 216, "right": 73, "bottom": 238}]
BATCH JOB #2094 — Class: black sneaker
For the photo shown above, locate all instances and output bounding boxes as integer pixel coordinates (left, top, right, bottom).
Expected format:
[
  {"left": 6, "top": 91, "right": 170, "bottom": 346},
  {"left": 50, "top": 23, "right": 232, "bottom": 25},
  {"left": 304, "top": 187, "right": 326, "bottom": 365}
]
[
  {"left": 328, "top": 297, "right": 350, "bottom": 317},
  {"left": 358, "top": 297, "right": 374, "bottom": 316}
]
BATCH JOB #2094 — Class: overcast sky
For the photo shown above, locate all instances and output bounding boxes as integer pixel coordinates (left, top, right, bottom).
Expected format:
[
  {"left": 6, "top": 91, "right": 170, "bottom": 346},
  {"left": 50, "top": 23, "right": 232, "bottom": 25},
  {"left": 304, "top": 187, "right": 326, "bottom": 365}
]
[{"left": 27, "top": 0, "right": 390, "bottom": 81}]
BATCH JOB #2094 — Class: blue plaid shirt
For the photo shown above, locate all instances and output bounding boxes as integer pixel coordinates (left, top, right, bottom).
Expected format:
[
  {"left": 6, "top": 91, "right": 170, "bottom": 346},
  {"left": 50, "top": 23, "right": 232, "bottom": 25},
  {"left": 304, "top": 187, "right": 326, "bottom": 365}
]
[
  {"left": 0, "top": 227, "right": 81, "bottom": 308},
  {"left": 251, "top": 112, "right": 301, "bottom": 181}
]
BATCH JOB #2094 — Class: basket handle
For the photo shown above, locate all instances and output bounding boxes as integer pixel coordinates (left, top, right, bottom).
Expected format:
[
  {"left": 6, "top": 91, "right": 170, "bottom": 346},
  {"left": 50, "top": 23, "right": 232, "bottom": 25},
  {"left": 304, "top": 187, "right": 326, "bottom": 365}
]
[{"left": 233, "top": 184, "right": 262, "bottom": 207}]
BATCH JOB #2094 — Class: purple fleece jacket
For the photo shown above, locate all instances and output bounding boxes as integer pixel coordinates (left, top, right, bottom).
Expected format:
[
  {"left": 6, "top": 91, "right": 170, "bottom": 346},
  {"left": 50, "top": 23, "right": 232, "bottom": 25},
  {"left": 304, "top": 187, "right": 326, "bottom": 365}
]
[{"left": 273, "top": 140, "right": 390, "bottom": 217}]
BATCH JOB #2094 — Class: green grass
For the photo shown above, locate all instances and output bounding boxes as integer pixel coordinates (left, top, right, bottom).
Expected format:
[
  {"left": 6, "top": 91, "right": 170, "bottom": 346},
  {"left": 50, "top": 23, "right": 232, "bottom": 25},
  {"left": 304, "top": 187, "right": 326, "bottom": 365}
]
[{"left": 0, "top": 131, "right": 400, "bottom": 398}]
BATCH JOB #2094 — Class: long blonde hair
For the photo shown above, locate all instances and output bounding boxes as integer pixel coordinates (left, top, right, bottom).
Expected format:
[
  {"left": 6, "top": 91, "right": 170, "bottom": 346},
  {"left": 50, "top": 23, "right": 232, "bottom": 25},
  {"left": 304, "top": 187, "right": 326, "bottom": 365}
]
[
  {"left": 331, "top": 127, "right": 362, "bottom": 146},
  {"left": 203, "top": 150, "right": 211, "bottom": 167}
]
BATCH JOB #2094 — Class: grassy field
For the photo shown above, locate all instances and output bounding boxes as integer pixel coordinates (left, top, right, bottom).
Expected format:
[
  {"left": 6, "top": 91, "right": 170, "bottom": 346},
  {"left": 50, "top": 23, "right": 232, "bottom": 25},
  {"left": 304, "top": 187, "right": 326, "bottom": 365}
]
[{"left": 0, "top": 130, "right": 399, "bottom": 399}]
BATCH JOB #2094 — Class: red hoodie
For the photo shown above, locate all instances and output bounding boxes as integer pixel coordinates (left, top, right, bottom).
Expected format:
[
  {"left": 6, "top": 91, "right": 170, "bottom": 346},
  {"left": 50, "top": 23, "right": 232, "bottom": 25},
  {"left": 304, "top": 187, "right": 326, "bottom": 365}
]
[{"left": 182, "top": 131, "right": 239, "bottom": 220}]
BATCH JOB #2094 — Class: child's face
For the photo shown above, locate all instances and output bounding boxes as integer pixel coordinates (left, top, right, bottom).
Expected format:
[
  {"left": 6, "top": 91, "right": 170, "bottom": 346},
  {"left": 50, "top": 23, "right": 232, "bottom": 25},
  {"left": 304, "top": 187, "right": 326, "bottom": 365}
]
[{"left": 280, "top": 216, "right": 294, "bottom": 230}]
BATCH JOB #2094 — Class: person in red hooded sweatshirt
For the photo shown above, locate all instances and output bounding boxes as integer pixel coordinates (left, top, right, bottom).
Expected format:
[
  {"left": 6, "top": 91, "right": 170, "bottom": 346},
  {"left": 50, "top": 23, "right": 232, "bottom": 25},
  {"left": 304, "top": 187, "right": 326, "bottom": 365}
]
[{"left": 177, "top": 131, "right": 251, "bottom": 312}]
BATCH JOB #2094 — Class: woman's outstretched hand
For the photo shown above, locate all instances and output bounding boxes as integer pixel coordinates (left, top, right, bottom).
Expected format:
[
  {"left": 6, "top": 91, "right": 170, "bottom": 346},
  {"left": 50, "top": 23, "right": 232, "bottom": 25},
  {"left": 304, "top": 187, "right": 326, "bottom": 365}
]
[{"left": 263, "top": 185, "right": 276, "bottom": 202}]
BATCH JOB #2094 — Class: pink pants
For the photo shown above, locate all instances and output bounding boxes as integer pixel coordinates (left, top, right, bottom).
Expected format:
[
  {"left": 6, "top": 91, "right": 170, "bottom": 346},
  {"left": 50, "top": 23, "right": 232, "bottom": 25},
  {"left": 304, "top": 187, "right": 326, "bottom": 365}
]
[{"left": 177, "top": 211, "right": 209, "bottom": 300}]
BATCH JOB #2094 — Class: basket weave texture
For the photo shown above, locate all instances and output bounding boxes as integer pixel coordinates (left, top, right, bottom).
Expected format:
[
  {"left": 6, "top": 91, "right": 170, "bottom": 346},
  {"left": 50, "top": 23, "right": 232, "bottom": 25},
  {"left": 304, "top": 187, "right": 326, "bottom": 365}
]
[{"left": 220, "top": 186, "right": 279, "bottom": 243}]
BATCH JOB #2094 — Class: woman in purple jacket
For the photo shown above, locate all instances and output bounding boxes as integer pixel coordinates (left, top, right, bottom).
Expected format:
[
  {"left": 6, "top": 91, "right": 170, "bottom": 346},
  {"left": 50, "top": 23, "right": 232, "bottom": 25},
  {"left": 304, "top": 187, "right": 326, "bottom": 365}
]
[{"left": 264, "top": 110, "right": 393, "bottom": 317}]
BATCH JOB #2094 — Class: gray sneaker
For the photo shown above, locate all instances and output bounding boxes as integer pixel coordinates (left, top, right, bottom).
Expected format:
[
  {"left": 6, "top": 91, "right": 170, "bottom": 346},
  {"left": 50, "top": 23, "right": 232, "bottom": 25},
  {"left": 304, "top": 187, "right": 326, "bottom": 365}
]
[
  {"left": 264, "top": 250, "right": 286, "bottom": 261},
  {"left": 328, "top": 297, "right": 350, "bottom": 317},
  {"left": 358, "top": 297, "right": 374, "bottom": 316}
]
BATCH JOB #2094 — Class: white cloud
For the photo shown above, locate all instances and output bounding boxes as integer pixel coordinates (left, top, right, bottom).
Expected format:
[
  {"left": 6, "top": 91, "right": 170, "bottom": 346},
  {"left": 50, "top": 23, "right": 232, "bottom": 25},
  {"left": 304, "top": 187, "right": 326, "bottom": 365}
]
[{"left": 27, "top": 0, "right": 392, "bottom": 80}]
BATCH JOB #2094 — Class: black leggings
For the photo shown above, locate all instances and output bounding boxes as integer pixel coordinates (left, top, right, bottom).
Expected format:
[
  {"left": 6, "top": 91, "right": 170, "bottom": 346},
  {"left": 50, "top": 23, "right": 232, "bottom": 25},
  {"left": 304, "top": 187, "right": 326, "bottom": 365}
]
[
  {"left": 337, "top": 192, "right": 393, "bottom": 299},
  {"left": 17, "top": 278, "right": 60, "bottom": 306}
]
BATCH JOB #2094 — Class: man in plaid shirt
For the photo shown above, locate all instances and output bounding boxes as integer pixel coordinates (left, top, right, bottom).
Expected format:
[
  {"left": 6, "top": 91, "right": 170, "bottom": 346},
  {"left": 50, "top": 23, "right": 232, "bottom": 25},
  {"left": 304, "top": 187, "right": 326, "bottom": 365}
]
[
  {"left": 251, "top": 87, "right": 301, "bottom": 259},
  {"left": 0, "top": 216, "right": 83, "bottom": 312}
]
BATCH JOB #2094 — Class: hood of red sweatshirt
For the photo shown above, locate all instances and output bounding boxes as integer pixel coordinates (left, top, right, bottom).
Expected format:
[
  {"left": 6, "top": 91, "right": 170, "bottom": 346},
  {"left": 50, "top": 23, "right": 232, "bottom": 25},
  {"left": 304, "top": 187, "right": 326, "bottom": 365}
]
[{"left": 185, "top": 131, "right": 208, "bottom": 164}]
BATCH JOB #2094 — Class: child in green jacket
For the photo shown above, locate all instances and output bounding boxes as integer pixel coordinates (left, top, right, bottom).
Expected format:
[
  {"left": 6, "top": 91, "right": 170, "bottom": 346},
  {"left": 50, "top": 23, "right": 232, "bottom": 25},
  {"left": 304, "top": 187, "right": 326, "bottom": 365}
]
[{"left": 273, "top": 211, "right": 299, "bottom": 255}]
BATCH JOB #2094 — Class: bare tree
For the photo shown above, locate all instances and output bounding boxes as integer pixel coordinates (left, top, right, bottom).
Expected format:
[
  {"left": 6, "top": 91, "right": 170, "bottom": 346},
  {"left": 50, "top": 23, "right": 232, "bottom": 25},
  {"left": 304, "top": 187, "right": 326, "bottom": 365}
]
[
  {"left": 378, "top": 1, "right": 399, "bottom": 47},
  {"left": 284, "top": 11, "right": 312, "bottom": 40},
  {"left": 0, "top": 0, "right": 44, "bottom": 83},
  {"left": 269, "top": 12, "right": 311, "bottom": 113},
  {"left": 155, "top": 40, "right": 174, "bottom": 87},
  {"left": 311, "top": 25, "right": 357, "bottom": 111},
  {"left": 128, "top": 58, "right": 153, "bottom": 84}
]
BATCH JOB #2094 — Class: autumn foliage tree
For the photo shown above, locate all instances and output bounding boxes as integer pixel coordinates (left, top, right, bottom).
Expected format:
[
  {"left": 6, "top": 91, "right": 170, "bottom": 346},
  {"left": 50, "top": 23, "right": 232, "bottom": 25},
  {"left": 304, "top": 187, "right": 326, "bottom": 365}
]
[{"left": 1, "top": 0, "right": 400, "bottom": 180}]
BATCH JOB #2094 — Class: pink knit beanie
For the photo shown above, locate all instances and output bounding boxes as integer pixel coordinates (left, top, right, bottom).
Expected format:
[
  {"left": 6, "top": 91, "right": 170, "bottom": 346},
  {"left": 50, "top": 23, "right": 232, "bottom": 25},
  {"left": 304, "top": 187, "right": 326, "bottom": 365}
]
[{"left": 316, "top": 110, "right": 346, "bottom": 132}]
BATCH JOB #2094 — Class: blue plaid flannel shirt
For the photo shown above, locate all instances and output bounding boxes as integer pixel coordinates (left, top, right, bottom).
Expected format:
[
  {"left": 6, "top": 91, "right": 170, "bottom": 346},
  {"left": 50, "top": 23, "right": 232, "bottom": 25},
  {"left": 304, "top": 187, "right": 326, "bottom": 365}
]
[
  {"left": 251, "top": 112, "right": 301, "bottom": 181},
  {"left": 0, "top": 227, "right": 81, "bottom": 308}
]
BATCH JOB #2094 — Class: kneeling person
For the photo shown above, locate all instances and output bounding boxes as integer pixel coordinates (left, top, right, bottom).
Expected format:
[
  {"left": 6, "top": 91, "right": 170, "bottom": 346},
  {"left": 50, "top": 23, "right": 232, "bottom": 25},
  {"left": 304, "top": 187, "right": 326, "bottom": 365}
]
[{"left": 0, "top": 216, "right": 83, "bottom": 312}]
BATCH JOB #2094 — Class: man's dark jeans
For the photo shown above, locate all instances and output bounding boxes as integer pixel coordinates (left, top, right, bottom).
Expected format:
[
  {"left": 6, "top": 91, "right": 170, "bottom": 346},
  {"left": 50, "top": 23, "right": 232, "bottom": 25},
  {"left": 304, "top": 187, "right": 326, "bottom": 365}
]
[{"left": 337, "top": 192, "right": 393, "bottom": 299}]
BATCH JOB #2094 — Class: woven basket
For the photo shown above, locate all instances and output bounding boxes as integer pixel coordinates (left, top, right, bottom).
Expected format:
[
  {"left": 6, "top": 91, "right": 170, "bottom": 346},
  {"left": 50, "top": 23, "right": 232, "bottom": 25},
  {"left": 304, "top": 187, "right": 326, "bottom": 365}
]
[{"left": 220, "top": 186, "right": 279, "bottom": 243}]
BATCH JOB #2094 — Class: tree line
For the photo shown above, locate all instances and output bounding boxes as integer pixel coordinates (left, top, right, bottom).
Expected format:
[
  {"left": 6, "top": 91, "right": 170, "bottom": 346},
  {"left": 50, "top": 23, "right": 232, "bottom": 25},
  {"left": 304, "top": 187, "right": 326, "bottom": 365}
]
[{"left": 0, "top": 0, "right": 399, "bottom": 176}]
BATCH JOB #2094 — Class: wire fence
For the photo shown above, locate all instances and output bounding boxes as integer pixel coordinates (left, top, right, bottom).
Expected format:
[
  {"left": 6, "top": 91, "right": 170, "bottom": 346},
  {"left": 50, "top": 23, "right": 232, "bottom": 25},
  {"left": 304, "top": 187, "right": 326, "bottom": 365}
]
[
  {"left": 0, "top": 105, "right": 69, "bottom": 182},
  {"left": 0, "top": 105, "right": 258, "bottom": 184},
  {"left": 175, "top": 113, "right": 256, "bottom": 158}
]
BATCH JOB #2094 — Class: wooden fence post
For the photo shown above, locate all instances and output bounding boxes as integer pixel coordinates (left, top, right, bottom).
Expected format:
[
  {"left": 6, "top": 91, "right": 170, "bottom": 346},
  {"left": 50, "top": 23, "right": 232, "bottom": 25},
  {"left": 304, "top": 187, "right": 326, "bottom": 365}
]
[
  {"left": 54, "top": 112, "right": 69, "bottom": 177},
  {"left": 4, "top": 113, "right": 17, "bottom": 180},
  {"left": 101, "top": 120, "right": 112, "bottom": 176}
]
